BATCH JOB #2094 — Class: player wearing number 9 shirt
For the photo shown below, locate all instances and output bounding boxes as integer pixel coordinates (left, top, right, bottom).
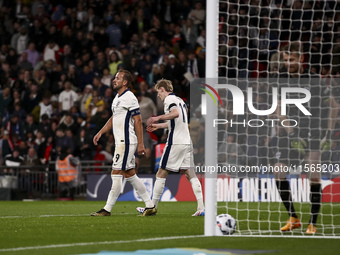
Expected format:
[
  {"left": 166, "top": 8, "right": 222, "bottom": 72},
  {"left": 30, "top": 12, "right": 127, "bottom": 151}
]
[{"left": 91, "top": 70, "right": 156, "bottom": 217}]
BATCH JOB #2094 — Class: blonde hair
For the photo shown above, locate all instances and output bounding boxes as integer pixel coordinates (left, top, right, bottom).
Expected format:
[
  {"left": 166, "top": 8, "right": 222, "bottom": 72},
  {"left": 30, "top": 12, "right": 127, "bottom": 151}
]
[{"left": 155, "top": 79, "right": 173, "bottom": 92}]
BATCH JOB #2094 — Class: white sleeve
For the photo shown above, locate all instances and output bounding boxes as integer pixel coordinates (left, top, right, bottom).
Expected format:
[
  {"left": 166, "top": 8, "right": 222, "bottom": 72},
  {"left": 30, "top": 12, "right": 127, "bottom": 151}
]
[
  {"left": 128, "top": 94, "right": 140, "bottom": 116},
  {"left": 164, "top": 96, "right": 178, "bottom": 113}
]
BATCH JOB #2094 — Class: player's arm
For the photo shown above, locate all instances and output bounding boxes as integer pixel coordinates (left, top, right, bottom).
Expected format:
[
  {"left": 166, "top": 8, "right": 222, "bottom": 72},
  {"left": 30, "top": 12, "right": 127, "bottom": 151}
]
[
  {"left": 93, "top": 116, "right": 113, "bottom": 145},
  {"left": 146, "top": 122, "right": 168, "bottom": 132},
  {"left": 147, "top": 108, "right": 179, "bottom": 126},
  {"left": 133, "top": 114, "right": 146, "bottom": 156}
]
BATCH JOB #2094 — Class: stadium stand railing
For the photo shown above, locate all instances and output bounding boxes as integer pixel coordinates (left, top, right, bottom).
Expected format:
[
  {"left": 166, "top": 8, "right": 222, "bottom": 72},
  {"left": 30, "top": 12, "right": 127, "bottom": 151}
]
[{"left": 0, "top": 160, "right": 112, "bottom": 200}]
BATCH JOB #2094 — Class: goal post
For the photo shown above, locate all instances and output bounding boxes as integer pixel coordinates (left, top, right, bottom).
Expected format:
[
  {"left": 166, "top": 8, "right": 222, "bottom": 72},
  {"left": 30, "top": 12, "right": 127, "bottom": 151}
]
[
  {"left": 204, "top": 0, "right": 219, "bottom": 236},
  {"left": 196, "top": 0, "right": 340, "bottom": 238}
]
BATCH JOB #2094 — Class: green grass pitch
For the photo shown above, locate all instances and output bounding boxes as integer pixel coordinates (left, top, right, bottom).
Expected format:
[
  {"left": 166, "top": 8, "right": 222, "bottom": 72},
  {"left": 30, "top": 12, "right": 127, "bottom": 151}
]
[{"left": 0, "top": 201, "right": 339, "bottom": 255}]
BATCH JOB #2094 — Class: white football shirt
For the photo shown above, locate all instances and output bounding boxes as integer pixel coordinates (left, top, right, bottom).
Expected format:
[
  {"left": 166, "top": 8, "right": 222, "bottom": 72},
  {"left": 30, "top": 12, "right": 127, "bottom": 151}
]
[
  {"left": 163, "top": 93, "right": 191, "bottom": 145},
  {"left": 111, "top": 89, "right": 140, "bottom": 145}
]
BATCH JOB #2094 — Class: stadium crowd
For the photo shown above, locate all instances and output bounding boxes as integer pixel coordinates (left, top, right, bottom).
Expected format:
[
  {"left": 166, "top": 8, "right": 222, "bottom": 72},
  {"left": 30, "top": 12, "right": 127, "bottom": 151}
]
[
  {"left": 0, "top": 0, "right": 208, "bottom": 174},
  {"left": 0, "top": 0, "right": 340, "bottom": 178}
]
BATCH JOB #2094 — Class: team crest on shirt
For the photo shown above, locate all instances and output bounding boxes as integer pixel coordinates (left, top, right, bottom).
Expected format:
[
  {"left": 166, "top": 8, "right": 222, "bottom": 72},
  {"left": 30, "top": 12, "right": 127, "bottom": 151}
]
[{"left": 116, "top": 101, "right": 121, "bottom": 107}]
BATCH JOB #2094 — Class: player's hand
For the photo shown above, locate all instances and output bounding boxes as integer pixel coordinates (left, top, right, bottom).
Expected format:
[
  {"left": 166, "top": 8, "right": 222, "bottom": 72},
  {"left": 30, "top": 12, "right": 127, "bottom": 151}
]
[
  {"left": 93, "top": 132, "right": 102, "bottom": 146},
  {"left": 146, "top": 116, "right": 158, "bottom": 127},
  {"left": 146, "top": 123, "right": 159, "bottom": 132},
  {"left": 138, "top": 144, "right": 146, "bottom": 156},
  {"left": 289, "top": 132, "right": 307, "bottom": 155},
  {"left": 321, "top": 130, "right": 333, "bottom": 152}
]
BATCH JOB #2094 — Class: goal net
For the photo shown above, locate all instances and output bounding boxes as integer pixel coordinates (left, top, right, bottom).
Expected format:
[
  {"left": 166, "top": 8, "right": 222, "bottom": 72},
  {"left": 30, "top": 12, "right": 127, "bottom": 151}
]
[{"left": 191, "top": 0, "right": 340, "bottom": 237}]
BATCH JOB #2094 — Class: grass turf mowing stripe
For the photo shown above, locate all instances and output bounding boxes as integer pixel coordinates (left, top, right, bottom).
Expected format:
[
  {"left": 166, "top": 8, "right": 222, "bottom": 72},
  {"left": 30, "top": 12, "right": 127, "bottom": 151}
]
[{"left": 1, "top": 234, "right": 340, "bottom": 253}]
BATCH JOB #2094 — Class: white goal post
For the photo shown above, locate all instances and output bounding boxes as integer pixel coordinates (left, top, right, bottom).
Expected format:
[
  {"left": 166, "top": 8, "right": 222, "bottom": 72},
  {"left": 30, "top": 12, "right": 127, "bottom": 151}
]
[{"left": 204, "top": 0, "right": 219, "bottom": 236}]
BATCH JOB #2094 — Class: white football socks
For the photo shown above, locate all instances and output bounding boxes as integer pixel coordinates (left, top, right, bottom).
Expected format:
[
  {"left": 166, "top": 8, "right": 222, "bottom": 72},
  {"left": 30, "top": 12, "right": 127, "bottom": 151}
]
[
  {"left": 152, "top": 177, "right": 166, "bottom": 208},
  {"left": 126, "top": 174, "right": 154, "bottom": 208},
  {"left": 104, "top": 175, "right": 122, "bottom": 212},
  {"left": 190, "top": 176, "right": 204, "bottom": 211}
]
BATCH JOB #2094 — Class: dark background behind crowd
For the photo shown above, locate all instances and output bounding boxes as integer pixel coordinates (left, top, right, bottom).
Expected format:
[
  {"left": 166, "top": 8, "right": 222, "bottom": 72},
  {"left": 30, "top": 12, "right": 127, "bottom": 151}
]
[{"left": 0, "top": 0, "right": 340, "bottom": 176}]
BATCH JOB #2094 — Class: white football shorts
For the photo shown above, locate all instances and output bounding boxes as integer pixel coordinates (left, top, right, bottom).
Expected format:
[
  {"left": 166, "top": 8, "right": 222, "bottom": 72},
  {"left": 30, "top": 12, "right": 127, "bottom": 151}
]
[
  {"left": 159, "top": 144, "right": 194, "bottom": 171},
  {"left": 112, "top": 144, "right": 136, "bottom": 171}
]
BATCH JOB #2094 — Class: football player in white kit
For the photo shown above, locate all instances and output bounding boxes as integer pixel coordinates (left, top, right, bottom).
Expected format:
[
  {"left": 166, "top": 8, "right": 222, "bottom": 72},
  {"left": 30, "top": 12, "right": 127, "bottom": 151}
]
[
  {"left": 91, "top": 70, "right": 156, "bottom": 216},
  {"left": 137, "top": 79, "right": 205, "bottom": 216}
]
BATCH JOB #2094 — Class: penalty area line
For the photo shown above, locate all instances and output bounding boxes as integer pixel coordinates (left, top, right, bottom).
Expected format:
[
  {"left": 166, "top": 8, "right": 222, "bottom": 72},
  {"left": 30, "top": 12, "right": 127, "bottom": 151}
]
[{"left": 0, "top": 235, "right": 204, "bottom": 252}]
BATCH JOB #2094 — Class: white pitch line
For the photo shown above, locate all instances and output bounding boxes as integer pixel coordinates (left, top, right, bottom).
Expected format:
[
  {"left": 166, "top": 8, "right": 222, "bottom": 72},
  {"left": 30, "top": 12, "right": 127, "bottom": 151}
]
[
  {"left": 1, "top": 234, "right": 339, "bottom": 252},
  {"left": 0, "top": 213, "right": 142, "bottom": 219},
  {"left": 0, "top": 235, "right": 203, "bottom": 252},
  {"left": 0, "top": 214, "right": 87, "bottom": 219}
]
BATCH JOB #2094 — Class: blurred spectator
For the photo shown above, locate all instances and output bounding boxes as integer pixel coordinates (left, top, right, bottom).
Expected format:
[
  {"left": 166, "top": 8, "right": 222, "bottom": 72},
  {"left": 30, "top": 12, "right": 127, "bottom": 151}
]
[
  {"left": 3, "top": 147, "right": 23, "bottom": 175},
  {"left": 38, "top": 135, "right": 55, "bottom": 163},
  {"left": 182, "top": 18, "right": 198, "bottom": 50},
  {"left": 75, "top": 128, "right": 92, "bottom": 160},
  {"left": 136, "top": 91, "right": 157, "bottom": 126},
  {"left": 7, "top": 90, "right": 21, "bottom": 115},
  {"left": 38, "top": 67, "right": 51, "bottom": 92},
  {"left": 11, "top": 26, "right": 29, "bottom": 55},
  {"left": 38, "top": 114, "right": 52, "bottom": 137},
  {"left": 94, "top": 52, "right": 108, "bottom": 74},
  {"left": 121, "top": 45, "right": 132, "bottom": 69},
  {"left": 196, "top": 48, "right": 205, "bottom": 77},
  {"left": 33, "top": 3, "right": 49, "bottom": 23},
  {"left": 6, "top": 48, "right": 18, "bottom": 70},
  {"left": 58, "top": 81, "right": 78, "bottom": 113},
  {"left": 140, "top": 54, "right": 153, "bottom": 81},
  {"left": 76, "top": 2, "right": 87, "bottom": 23},
  {"left": 92, "top": 76, "right": 108, "bottom": 97},
  {"left": 78, "top": 84, "right": 93, "bottom": 116},
  {"left": 103, "top": 87, "right": 115, "bottom": 110},
  {"left": 42, "top": 39, "right": 63, "bottom": 64},
  {"left": 6, "top": 114, "right": 25, "bottom": 140},
  {"left": 106, "top": 20, "right": 122, "bottom": 48},
  {"left": 125, "top": 56, "right": 140, "bottom": 76},
  {"left": 23, "top": 114, "right": 38, "bottom": 137},
  {"left": 101, "top": 68, "right": 113, "bottom": 86},
  {"left": 139, "top": 80, "right": 153, "bottom": 98},
  {"left": 24, "top": 42, "right": 40, "bottom": 68},
  {"left": 196, "top": 29, "right": 205, "bottom": 48},
  {"left": 85, "top": 7, "right": 99, "bottom": 32},
  {"left": 11, "top": 103, "right": 27, "bottom": 124},
  {"left": 56, "top": 128, "right": 74, "bottom": 154},
  {"left": 59, "top": 44, "right": 75, "bottom": 71},
  {"left": 34, "top": 130, "right": 45, "bottom": 155},
  {"left": 164, "top": 54, "right": 182, "bottom": 87},
  {"left": 79, "top": 65, "right": 95, "bottom": 91},
  {"left": 171, "top": 24, "right": 186, "bottom": 49},
  {"left": 86, "top": 92, "right": 105, "bottom": 120},
  {"left": 148, "top": 64, "right": 162, "bottom": 87},
  {"left": 39, "top": 94, "right": 53, "bottom": 121},
  {"left": 188, "top": 1, "right": 205, "bottom": 30},
  {"left": 66, "top": 64, "right": 80, "bottom": 87},
  {"left": 0, "top": 87, "right": 11, "bottom": 121},
  {"left": 134, "top": 8, "right": 149, "bottom": 37},
  {"left": 51, "top": 4, "right": 65, "bottom": 24},
  {"left": 108, "top": 51, "right": 122, "bottom": 76},
  {"left": 21, "top": 147, "right": 41, "bottom": 195},
  {"left": 59, "top": 112, "right": 78, "bottom": 135},
  {"left": 18, "top": 52, "right": 33, "bottom": 70}
]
